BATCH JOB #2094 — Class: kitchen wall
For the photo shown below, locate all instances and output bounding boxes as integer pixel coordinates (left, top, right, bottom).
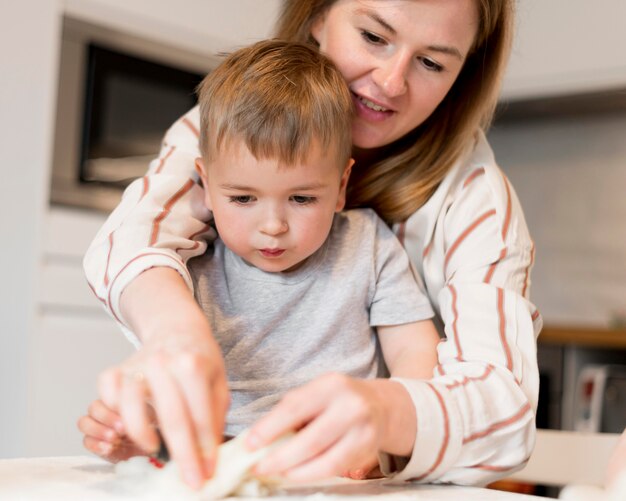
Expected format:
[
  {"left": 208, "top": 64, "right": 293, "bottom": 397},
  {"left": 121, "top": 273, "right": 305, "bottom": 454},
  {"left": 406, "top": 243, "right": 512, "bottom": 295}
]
[
  {"left": 489, "top": 108, "right": 626, "bottom": 328},
  {"left": 1, "top": 0, "right": 625, "bottom": 458},
  {"left": 0, "top": 0, "right": 61, "bottom": 459}
]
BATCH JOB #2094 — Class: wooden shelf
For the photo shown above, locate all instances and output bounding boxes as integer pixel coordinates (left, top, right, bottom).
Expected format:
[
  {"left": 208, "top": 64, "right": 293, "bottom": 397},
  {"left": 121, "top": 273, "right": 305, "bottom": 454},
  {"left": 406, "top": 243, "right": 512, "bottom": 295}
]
[{"left": 539, "top": 326, "right": 626, "bottom": 350}]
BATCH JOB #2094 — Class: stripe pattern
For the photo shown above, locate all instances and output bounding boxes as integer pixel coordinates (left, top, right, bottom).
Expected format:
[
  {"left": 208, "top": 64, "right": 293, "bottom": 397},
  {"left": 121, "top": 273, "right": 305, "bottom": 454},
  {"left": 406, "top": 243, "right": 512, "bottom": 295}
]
[{"left": 397, "top": 164, "right": 539, "bottom": 482}]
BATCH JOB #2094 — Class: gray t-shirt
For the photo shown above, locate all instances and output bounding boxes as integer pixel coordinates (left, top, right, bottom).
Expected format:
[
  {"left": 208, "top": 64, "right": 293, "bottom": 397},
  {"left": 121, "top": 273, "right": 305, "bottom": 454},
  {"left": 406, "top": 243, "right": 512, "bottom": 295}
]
[{"left": 189, "top": 208, "right": 433, "bottom": 436}]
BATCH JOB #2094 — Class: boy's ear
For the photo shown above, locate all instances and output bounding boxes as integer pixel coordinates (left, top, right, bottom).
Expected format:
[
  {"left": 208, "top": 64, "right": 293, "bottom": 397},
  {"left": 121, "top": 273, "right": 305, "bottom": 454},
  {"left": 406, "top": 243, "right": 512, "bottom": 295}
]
[
  {"left": 335, "top": 158, "right": 354, "bottom": 212},
  {"left": 195, "top": 157, "right": 207, "bottom": 180},
  {"left": 195, "top": 157, "right": 212, "bottom": 210}
]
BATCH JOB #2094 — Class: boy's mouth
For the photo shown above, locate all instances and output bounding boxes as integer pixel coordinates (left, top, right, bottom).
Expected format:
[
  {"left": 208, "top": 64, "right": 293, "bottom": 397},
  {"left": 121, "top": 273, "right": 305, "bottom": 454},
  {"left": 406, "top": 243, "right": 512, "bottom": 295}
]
[{"left": 260, "top": 248, "right": 285, "bottom": 257}]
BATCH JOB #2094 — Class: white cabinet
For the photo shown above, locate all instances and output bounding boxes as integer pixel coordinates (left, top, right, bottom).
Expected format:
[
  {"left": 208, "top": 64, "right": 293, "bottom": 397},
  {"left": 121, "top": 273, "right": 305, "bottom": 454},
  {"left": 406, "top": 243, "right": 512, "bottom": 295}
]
[
  {"left": 62, "top": 0, "right": 281, "bottom": 55},
  {"left": 24, "top": 207, "right": 133, "bottom": 457},
  {"left": 501, "top": 0, "right": 626, "bottom": 100}
]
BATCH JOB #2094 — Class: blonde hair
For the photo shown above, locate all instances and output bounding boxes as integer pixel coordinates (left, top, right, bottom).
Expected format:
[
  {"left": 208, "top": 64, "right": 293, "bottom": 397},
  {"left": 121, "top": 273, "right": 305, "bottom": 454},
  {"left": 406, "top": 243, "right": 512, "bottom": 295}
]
[
  {"left": 197, "top": 39, "right": 353, "bottom": 168},
  {"left": 276, "top": 0, "right": 515, "bottom": 223}
]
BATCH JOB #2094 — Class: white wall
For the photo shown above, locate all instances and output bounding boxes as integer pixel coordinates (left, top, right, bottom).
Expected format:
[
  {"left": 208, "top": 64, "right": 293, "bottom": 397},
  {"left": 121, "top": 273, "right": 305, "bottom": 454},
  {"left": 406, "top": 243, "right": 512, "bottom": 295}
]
[
  {"left": 0, "top": 1, "right": 62, "bottom": 457},
  {"left": 489, "top": 111, "right": 626, "bottom": 327}
]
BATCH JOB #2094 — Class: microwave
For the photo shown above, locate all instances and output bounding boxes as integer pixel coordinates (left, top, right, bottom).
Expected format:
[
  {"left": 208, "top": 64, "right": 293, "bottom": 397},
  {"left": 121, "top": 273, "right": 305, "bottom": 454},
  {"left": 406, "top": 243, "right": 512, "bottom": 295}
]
[{"left": 51, "top": 16, "right": 217, "bottom": 212}]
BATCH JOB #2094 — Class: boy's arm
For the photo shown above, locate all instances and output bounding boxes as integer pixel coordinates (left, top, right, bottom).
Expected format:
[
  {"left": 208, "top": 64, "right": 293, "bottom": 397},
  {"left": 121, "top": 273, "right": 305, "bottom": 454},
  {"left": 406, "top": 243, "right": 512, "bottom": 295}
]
[{"left": 378, "top": 320, "right": 440, "bottom": 379}]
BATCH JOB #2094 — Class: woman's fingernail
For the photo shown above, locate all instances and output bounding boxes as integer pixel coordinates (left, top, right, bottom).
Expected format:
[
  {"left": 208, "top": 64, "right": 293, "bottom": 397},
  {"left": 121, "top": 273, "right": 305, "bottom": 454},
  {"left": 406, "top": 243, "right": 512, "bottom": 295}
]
[
  {"left": 114, "top": 421, "right": 125, "bottom": 434},
  {"left": 184, "top": 469, "right": 203, "bottom": 490},
  {"left": 254, "top": 460, "right": 270, "bottom": 476},
  {"left": 246, "top": 432, "right": 261, "bottom": 449},
  {"left": 203, "top": 457, "right": 214, "bottom": 477}
]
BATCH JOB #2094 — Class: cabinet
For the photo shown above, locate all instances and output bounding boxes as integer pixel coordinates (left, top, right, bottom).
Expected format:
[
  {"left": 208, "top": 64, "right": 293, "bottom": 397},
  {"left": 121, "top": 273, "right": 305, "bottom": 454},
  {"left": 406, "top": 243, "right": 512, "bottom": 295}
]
[
  {"left": 23, "top": 207, "right": 133, "bottom": 457},
  {"left": 62, "top": 0, "right": 281, "bottom": 55},
  {"left": 501, "top": 0, "right": 626, "bottom": 100}
]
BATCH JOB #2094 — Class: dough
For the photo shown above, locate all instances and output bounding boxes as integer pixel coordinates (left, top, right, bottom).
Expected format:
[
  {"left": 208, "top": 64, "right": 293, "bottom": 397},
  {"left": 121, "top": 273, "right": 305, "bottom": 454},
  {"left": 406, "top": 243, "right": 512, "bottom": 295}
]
[{"left": 115, "top": 429, "right": 290, "bottom": 500}]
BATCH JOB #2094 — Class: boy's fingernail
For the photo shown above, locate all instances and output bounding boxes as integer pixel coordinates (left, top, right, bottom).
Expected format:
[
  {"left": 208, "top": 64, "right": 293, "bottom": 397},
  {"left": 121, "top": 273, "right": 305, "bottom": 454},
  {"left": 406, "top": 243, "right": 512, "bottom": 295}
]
[
  {"left": 114, "top": 421, "right": 125, "bottom": 434},
  {"left": 98, "top": 441, "right": 113, "bottom": 455}
]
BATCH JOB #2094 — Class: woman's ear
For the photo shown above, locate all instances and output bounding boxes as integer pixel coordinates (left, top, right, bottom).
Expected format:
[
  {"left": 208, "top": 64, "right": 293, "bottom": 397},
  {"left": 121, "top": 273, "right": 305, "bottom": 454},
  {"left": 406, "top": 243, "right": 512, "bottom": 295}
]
[
  {"left": 195, "top": 157, "right": 212, "bottom": 210},
  {"left": 335, "top": 158, "right": 354, "bottom": 212}
]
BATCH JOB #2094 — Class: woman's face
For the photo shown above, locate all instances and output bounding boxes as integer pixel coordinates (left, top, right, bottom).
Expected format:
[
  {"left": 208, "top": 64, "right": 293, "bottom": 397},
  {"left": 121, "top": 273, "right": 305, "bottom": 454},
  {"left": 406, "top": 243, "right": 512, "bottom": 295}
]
[{"left": 311, "top": 0, "right": 478, "bottom": 150}]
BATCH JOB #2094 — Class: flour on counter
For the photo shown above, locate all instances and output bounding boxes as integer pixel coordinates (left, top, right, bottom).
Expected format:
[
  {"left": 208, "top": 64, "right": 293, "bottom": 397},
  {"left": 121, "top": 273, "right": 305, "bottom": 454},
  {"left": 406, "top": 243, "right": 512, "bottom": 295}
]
[{"left": 114, "top": 430, "right": 289, "bottom": 500}]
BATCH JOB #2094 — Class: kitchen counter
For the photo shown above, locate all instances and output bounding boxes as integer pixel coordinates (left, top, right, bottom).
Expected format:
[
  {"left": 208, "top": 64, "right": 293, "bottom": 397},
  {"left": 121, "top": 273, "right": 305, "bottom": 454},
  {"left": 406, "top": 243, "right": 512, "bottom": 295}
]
[
  {"left": 0, "top": 456, "right": 544, "bottom": 501},
  {"left": 540, "top": 326, "right": 626, "bottom": 350}
]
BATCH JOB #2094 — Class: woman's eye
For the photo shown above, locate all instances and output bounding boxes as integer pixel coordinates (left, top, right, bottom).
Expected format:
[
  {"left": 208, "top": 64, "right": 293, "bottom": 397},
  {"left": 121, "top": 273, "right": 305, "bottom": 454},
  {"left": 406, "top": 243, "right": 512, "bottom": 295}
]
[
  {"left": 229, "top": 195, "right": 254, "bottom": 204},
  {"left": 360, "top": 30, "right": 385, "bottom": 45},
  {"left": 419, "top": 57, "right": 443, "bottom": 73},
  {"left": 291, "top": 195, "right": 316, "bottom": 205}
]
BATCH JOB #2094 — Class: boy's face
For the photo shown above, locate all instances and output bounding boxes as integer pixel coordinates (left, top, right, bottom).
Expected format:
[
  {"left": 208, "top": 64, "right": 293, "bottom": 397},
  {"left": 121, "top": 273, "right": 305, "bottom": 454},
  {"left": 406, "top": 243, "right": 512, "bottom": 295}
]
[{"left": 197, "top": 140, "right": 352, "bottom": 273}]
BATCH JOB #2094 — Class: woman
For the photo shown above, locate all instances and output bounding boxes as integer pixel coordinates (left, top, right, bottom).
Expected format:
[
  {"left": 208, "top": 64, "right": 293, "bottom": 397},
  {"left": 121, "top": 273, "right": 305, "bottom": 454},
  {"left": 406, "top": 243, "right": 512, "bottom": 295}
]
[{"left": 81, "top": 0, "right": 541, "bottom": 489}]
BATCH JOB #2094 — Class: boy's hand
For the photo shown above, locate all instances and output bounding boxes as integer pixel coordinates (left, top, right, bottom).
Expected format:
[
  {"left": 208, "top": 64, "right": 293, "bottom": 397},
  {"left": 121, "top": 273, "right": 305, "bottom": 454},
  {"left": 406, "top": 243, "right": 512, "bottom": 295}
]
[
  {"left": 77, "top": 399, "right": 147, "bottom": 462},
  {"left": 246, "top": 373, "right": 412, "bottom": 481}
]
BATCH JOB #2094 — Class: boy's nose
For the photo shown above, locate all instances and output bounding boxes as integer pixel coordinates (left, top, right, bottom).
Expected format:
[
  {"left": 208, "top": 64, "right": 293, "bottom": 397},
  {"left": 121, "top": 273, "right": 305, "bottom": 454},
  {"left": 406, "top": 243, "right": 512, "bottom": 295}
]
[{"left": 260, "top": 212, "right": 288, "bottom": 236}]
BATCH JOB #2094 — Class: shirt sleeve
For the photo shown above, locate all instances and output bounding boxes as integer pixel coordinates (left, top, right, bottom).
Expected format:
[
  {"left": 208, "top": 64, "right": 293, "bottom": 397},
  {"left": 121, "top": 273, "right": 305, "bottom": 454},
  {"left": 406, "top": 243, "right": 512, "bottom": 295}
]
[
  {"left": 379, "top": 166, "right": 542, "bottom": 485},
  {"left": 83, "top": 106, "right": 216, "bottom": 345},
  {"left": 369, "top": 212, "right": 434, "bottom": 326}
]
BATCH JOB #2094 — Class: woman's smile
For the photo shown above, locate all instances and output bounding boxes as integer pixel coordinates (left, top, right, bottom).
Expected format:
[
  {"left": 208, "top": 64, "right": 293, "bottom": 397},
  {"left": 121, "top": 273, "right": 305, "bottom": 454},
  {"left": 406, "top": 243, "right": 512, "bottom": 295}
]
[{"left": 351, "top": 90, "right": 395, "bottom": 122}]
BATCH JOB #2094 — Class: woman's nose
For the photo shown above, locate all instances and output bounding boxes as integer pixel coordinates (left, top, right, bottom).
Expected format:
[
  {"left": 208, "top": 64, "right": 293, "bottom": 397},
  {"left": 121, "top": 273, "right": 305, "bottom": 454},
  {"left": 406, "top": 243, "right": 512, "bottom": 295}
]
[{"left": 373, "top": 53, "right": 410, "bottom": 98}]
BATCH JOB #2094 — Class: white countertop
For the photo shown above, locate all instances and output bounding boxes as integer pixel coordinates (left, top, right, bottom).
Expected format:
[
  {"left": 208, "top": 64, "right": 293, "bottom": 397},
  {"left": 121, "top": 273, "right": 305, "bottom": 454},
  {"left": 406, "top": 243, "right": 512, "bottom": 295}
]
[{"left": 0, "top": 456, "right": 545, "bottom": 501}]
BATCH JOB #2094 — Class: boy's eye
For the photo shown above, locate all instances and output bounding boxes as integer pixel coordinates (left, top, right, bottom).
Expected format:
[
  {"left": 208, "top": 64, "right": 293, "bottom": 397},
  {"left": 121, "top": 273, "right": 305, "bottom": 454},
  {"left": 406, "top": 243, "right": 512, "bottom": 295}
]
[
  {"left": 360, "top": 30, "right": 385, "bottom": 45},
  {"left": 291, "top": 195, "right": 316, "bottom": 205},
  {"left": 229, "top": 195, "right": 255, "bottom": 204},
  {"left": 419, "top": 57, "right": 443, "bottom": 73}
]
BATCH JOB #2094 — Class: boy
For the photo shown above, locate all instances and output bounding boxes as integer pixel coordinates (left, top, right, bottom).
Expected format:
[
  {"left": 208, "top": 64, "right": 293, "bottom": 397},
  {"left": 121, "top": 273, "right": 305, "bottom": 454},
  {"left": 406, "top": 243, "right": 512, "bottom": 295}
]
[{"left": 80, "top": 39, "right": 439, "bottom": 476}]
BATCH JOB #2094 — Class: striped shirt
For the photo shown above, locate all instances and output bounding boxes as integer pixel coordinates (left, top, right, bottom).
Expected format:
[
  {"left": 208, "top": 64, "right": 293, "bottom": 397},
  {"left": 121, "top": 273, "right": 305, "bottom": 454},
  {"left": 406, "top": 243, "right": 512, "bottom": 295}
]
[{"left": 83, "top": 106, "right": 542, "bottom": 485}]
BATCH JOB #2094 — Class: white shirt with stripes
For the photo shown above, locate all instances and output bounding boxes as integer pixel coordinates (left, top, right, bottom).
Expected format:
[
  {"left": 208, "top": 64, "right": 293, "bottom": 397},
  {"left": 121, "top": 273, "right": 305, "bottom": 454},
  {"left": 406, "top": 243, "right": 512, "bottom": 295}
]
[{"left": 83, "top": 106, "right": 542, "bottom": 485}]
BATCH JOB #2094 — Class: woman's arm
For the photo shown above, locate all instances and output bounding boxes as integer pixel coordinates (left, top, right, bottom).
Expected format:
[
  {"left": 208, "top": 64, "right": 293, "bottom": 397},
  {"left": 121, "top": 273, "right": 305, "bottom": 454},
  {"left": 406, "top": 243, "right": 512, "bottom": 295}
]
[
  {"left": 384, "top": 160, "right": 541, "bottom": 485},
  {"left": 83, "top": 106, "right": 212, "bottom": 340}
]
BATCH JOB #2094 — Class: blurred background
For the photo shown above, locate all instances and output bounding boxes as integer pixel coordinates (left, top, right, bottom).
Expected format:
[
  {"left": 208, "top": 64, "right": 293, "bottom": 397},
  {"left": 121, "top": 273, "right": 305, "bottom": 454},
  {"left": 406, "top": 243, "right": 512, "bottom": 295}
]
[{"left": 1, "top": 0, "right": 624, "bottom": 466}]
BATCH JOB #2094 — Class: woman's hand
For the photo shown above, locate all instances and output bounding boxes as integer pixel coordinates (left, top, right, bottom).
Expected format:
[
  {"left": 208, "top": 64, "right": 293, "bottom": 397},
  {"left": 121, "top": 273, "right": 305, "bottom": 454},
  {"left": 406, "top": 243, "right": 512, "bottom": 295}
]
[
  {"left": 247, "top": 373, "right": 416, "bottom": 481},
  {"left": 77, "top": 399, "right": 147, "bottom": 462},
  {"left": 98, "top": 268, "right": 230, "bottom": 489}
]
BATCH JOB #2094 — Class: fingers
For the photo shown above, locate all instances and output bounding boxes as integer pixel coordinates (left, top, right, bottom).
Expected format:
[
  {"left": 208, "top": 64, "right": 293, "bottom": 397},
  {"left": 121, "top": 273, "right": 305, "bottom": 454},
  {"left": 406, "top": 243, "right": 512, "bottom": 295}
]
[
  {"left": 144, "top": 354, "right": 206, "bottom": 489},
  {"left": 169, "top": 352, "right": 228, "bottom": 477},
  {"left": 83, "top": 435, "right": 116, "bottom": 458},
  {"left": 89, "top": 399, "right": 124, "bottom": 435},
  {"left": 119, "top": 372, "right": 159, "bottom": 454},
  {"left": 283, "top": 428, "right": 375, "bottom": 481},
  {"left": 346, "top": 455, "right": 382, "bottom": 480},
  {"left": 98, "top": 367, "right": 123, "bottom": 413},
  {"left": 252, "top": 374, "right": 383, "bottom": 481},
  {"left": 77, "top": 414, "right": 119, "bottom": 444},
  {"left": 256, "top": 397, "right": 346, "bottom": 474}
]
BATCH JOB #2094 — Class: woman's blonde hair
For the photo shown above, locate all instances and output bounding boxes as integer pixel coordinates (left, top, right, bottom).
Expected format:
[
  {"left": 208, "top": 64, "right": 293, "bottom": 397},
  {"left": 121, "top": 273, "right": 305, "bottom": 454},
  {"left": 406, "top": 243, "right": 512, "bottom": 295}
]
[
  {"left": 276, "top": 0, "right": 514, "bottom": 223},
  {"left": 197, "top": 39, "right": 353, "bottom": 168}
]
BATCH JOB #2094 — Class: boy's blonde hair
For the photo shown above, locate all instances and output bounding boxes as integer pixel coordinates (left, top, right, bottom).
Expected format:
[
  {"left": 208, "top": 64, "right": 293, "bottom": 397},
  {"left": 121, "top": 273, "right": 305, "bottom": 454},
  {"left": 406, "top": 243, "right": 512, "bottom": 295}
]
[
  {"left": 197, "top": 39, "right": 353, "bottom": 168},
  {"left": 276, "top": 0, "right": 515, "bottom": 223}
]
